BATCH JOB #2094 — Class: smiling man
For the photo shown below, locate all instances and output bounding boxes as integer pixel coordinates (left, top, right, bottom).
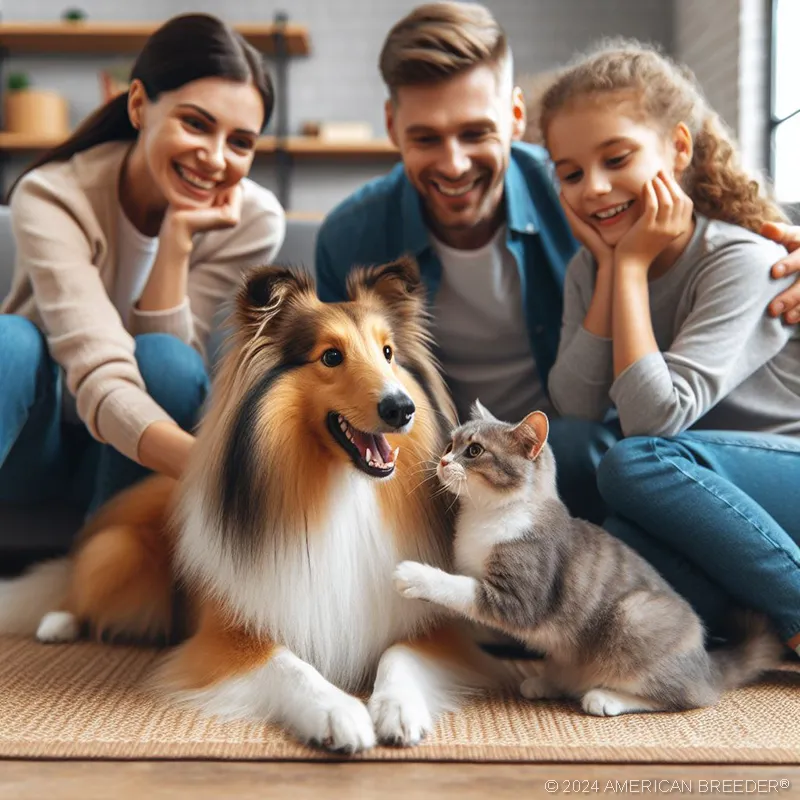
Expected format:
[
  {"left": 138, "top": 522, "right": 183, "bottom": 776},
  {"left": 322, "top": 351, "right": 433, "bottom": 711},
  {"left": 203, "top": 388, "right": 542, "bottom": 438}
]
[
  {"left": 315, "top": 1, "right": 800, "bottom": 523},
  {"left": 317, "top": 3, "right": 576, "bottom": 424}
]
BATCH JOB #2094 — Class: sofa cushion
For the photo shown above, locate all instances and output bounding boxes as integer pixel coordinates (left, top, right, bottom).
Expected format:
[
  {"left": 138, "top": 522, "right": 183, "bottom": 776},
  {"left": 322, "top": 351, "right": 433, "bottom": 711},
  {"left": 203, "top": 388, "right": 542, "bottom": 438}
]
[{"left": 0, "top": 205, "right": 15, "bottom": 301}]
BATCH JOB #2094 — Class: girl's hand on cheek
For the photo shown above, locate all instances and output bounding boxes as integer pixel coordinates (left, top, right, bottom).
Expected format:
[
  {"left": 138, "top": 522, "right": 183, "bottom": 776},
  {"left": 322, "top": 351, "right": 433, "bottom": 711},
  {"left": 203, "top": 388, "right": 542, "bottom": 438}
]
[
  {"left": 560, "top": 191, "right": 614, "bottom": 272},
  {"left": 615, "top": 171, "right": 693, "bottom": 269},
  {"left": 162, "top": 183, "right": 244, "bottom": 254}
]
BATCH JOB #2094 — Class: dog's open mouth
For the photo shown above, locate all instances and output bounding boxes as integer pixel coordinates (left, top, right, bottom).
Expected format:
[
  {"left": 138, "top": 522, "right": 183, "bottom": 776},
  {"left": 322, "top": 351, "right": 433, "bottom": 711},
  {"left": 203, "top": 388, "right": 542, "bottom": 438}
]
[{"left": 327, "top": 412, "right": 399, "bottom": 478}]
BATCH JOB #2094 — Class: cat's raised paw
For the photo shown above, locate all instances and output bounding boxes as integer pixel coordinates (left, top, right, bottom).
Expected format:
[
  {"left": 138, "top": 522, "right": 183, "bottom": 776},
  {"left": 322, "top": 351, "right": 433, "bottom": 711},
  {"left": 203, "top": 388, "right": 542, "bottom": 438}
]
[{"left": 393, "top": 561, "right": 438, "bottom": 600}]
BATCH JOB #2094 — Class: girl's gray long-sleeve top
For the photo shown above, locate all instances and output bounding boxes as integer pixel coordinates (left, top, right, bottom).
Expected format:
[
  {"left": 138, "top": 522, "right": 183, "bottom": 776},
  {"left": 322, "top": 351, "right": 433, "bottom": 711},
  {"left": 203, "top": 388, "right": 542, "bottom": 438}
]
[{"left": 548, "top": 214, "right": 800, "bottom": 438}]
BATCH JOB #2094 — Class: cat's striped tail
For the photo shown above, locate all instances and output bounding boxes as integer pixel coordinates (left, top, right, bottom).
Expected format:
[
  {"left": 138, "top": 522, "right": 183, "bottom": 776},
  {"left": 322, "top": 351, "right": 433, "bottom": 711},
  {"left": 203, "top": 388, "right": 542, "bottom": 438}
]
[{"left": 710, "top": 611, "right": 785, "bottom": 690}]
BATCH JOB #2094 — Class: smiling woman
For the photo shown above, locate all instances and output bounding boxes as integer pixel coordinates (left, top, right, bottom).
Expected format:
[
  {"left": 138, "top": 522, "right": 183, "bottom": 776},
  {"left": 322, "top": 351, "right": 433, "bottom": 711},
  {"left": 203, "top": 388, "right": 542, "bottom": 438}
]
[{"left": 0, "top": 13, "right": 286, "bottom": 524}]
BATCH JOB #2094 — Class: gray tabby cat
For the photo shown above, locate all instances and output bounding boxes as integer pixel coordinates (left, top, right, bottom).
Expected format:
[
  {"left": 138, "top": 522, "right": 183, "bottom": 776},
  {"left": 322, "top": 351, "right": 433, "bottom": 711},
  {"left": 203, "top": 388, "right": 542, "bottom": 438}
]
[{"left": 393, "top": 401, "right": 783, "bottom": 716}]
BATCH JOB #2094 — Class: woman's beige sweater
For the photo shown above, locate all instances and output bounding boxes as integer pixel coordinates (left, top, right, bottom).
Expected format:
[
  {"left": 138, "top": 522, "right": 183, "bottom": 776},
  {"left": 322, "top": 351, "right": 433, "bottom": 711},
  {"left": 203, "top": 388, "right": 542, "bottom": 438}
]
[{"left": 1, "top": 140, "right": 285, "bottom": 462}]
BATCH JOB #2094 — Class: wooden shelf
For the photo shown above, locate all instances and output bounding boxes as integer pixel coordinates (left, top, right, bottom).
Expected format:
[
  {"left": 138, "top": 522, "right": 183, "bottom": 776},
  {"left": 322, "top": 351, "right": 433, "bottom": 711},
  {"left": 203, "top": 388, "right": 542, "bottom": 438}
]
[
  {"left": 0, "top": 131, "right": 65, "bottom": 150},
  {"left": 0, "top": 132, "right": 399, "bottom": 158},
  {"left": 0, "top": 21, "right": 310, "bottom": 56}
]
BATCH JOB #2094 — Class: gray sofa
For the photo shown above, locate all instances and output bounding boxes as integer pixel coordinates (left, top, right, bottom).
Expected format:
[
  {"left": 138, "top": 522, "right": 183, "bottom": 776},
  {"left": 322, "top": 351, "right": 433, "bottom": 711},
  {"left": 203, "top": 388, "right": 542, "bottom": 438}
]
[{"left": 0, "top": 204, "right": 320, "bottom": 568}]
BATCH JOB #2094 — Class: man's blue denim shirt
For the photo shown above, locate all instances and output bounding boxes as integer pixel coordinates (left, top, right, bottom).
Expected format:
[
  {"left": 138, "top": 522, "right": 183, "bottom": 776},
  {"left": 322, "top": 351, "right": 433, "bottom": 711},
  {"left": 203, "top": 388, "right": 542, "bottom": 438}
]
[{"left": 314, "top": 141, "right": 579, "bottom": 394}]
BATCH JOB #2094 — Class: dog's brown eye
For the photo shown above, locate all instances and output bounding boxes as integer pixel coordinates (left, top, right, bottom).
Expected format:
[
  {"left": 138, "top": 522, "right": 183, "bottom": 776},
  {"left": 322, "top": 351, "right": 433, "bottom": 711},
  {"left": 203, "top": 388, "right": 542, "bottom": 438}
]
[
  {"left": 466, "top": 443, "right": 484, "bottom": 458},
  {"left": 383, "top": 345, "right": 393, "bottom": 362},
  {"left": 321, "top": 349, "right": 343, "bottom": 367}
]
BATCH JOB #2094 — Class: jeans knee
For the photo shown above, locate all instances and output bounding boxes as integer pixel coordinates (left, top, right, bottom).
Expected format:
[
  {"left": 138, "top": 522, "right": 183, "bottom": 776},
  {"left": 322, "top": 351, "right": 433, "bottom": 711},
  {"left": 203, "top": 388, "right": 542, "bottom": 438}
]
[
  {"left": 598, "top": 438, "right": 638, "bottom": 501},
  {"left": 597, "top": 436, "right": 665, "bottom": 506},
  {"left": 134, "top": 333, "right": 209, "bottom": 431},
  {"left": 0, "top": 314, "right": 47, "bottom": 368},
  {"left": 548, "top": 417, "right": 621, "bottom": 476},
  {"left": 0, "top": 315, "right": 55, "bottom": 401},
  {"left": 546, "top": 417, "right": 621, "bottom": 523}
]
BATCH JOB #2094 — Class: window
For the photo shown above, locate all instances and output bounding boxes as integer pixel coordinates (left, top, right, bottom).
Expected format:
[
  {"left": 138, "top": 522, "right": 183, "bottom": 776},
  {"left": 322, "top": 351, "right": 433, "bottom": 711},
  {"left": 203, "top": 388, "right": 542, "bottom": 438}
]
[{"left": 770, "top": 0, "right": 800, "bottom": 203}]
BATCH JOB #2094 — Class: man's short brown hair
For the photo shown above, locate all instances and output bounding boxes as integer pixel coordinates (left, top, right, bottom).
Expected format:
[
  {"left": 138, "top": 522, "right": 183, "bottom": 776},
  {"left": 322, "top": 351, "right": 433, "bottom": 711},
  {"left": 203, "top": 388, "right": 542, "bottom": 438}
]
[{"left": 379, "top": 2, "right": 509, "bottom": 97}]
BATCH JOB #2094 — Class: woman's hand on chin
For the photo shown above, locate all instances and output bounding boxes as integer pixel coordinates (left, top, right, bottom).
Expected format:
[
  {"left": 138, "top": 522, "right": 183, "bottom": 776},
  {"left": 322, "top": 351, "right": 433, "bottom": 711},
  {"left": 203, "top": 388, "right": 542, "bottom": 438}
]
[{"left": 162, "top": 183, "right": 244, "bottom": 253}]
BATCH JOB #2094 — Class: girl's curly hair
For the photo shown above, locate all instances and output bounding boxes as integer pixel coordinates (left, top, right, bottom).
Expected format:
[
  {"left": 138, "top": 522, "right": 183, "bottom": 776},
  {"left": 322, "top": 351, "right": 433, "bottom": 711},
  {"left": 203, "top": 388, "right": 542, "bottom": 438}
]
[{"left": 537, "top": 38, "right": 787, "bottom": 233}]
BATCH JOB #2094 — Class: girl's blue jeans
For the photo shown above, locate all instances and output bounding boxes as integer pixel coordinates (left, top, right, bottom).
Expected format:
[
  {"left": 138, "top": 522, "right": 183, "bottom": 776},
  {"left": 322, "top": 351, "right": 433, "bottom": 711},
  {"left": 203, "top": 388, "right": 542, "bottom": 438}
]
[
  {"left": 0, "top": 315, "right": 209, "bottom": 519},
  {"left": 597, "top": 429, "right": 800, "bottom": 643}
]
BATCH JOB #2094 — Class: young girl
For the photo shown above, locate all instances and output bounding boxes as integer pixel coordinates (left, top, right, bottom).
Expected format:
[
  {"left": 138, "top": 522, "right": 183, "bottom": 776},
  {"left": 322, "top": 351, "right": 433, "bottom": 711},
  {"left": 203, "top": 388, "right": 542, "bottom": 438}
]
[
  {"left": 543, "top": 40, "right": 800, "bottom": 655},
  {"left": 0, "top": 14, "right": 285, "bottom": 519}
]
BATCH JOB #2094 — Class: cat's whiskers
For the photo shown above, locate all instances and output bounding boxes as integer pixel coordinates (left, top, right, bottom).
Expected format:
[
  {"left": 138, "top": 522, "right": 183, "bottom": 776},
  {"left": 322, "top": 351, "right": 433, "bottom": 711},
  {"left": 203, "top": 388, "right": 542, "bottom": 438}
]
[
  {"left": 405, "top": 459, "right": 440, "bottom": 490},
  {"left": 438, "top": 469, "right": 467, "bottom": 499},
  {"left": 431, "top": 484, "right": 453, "bottom": 500},
  {"left": 444, "top": 464, "right": 467, "bottom": 485},
  {"left": 407, "top": 460, "right": 439, "bottom": 477},
  {"left": 409, "top": 468, "right": 437, "bottom": 483},
  {"left": 405, "top": 472, "right": 439, "bottom": 496},
  {"left": 444, "top": 490, "right": 461, "bottom": 517},
  {"left": 432, "top": 477, "right": 454, "bottom": 496},
  {"left": 460, "top": 480, "right": 477, "bottom": 511}
]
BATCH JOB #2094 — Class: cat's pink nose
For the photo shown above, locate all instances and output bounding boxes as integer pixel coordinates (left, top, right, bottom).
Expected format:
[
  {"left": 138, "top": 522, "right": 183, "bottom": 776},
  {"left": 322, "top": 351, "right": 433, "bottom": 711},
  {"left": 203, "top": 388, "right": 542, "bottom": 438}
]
[{"left": 440, "top": 458, "right": 448, "bottom": 467}]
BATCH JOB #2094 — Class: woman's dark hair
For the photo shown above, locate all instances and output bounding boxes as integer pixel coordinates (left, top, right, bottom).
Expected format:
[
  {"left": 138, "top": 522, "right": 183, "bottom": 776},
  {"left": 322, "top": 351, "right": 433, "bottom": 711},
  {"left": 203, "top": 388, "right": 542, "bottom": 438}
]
[{"left": 8, "top": 13, "right": 274, "bottom": 198}]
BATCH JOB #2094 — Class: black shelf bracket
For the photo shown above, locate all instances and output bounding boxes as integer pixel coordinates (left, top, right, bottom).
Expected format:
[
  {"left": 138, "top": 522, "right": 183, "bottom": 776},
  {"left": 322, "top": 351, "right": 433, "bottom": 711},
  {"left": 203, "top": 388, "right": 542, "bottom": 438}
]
[{"left": 272, "top": 10, "right": 292, "bottom": 210}]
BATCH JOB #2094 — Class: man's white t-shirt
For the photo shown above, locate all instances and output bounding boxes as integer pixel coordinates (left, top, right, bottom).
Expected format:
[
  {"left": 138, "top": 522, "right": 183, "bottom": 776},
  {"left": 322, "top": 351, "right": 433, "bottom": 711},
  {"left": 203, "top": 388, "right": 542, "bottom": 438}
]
[{"left": 430, "top": 225, "right": 549, "bottom": 424}]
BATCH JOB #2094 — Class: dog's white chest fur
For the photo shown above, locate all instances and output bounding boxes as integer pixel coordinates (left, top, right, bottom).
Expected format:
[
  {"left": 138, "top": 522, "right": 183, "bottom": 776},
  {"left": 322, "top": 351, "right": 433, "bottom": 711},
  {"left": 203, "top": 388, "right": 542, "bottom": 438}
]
[{"left": 180, "top": 473, "right": 437, "bottom": 692}]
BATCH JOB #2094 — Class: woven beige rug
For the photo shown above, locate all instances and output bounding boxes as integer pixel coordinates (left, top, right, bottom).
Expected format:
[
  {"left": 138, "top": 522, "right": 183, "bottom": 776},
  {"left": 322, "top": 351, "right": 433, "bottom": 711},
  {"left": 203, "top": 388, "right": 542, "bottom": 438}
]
[{"left": 1, "top": 635, "right": 799, "bottom": 763}]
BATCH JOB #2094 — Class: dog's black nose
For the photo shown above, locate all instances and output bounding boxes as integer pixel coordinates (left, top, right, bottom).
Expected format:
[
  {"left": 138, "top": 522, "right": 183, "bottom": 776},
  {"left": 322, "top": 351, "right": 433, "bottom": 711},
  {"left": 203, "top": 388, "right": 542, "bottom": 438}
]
[{"left": 378, "top": 393, "right": 416, "bottom": 429}]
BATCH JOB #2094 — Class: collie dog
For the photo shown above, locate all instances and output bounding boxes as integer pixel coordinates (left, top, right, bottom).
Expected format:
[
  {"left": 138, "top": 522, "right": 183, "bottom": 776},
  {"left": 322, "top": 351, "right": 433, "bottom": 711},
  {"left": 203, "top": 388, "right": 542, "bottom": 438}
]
[{"left": 0, "top": 258, "right": 503, "bottom": 752}]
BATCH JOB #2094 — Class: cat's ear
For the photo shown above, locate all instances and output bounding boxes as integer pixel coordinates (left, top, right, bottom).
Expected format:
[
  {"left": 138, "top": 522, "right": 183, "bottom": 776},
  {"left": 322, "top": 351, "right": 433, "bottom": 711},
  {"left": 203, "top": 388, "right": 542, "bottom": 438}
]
[
  {"left": 514, "top": 410, "right": 549, "bottom": 460},
  {"left": 470, "top": 399, "right": 499, "bottom": 423}
]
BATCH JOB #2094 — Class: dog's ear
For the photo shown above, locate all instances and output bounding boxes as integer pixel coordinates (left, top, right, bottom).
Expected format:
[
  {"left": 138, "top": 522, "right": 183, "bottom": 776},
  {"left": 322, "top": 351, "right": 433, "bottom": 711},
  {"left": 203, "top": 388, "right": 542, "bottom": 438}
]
[
  {"left": 236, "top": 265, "right": 315, "bottom": 331},
  {"left": 346, "top": 255, "right": 424, "bottom": 310}
]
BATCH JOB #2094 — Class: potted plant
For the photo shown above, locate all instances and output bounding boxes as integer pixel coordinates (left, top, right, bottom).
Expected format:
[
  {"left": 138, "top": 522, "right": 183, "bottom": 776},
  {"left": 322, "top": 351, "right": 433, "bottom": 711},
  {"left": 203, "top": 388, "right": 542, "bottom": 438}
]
[
  {"left": 62, "top": 8, "right": 88, "bottom": 22},
  {"left": 4, "top": 72, "right": 69, "bottom": 138}
]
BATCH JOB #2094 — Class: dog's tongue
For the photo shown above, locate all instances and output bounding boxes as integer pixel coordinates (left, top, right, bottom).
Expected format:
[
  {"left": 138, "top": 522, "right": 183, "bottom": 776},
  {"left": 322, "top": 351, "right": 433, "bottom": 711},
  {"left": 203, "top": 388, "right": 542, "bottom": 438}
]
[
  {"left": 351, "top": 430, "right": 392, "bottom": 464},
  {"left": 374, "top": 434, "right": 393, "bottom": 463}
]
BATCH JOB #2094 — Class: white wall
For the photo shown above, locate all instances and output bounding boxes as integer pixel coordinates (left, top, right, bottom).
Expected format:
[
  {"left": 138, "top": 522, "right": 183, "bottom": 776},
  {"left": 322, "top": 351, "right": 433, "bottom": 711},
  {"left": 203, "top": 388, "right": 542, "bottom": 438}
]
[{"left": 674, "top": 0, "right": 770, "bottom": 174}]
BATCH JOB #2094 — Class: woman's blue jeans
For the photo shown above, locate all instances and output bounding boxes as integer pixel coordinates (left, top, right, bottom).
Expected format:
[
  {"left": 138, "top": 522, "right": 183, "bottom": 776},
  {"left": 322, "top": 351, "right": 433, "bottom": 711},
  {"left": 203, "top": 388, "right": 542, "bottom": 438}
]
[
  {"left": 597, "top": 430, "right": 800, "bottom": 643},
  {"left": 0, "top": 315, "right": 209, "bottom": 518}
]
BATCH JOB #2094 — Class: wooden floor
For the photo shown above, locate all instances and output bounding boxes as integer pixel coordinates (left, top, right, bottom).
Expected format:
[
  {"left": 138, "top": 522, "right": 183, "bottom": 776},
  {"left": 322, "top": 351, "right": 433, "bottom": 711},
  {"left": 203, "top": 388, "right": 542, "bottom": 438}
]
[{"left": 2, "top": 761, "right": 799, "bottom": 800}]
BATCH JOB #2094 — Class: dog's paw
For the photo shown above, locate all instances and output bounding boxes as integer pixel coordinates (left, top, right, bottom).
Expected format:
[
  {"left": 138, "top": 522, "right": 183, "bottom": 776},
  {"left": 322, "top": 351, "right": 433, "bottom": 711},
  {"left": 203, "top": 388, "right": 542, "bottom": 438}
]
[
  {"left": 368, "top": 686, "right": 433, "bottom": 747},
  {"left": 36, "top": 611, "right": 79, "bottom": 643},
  {"left": 296, "top": 688, "right": 376, "bottom": 754},
  {"left": 393, "top": 561, "right": 438, "bottom": 600}
]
